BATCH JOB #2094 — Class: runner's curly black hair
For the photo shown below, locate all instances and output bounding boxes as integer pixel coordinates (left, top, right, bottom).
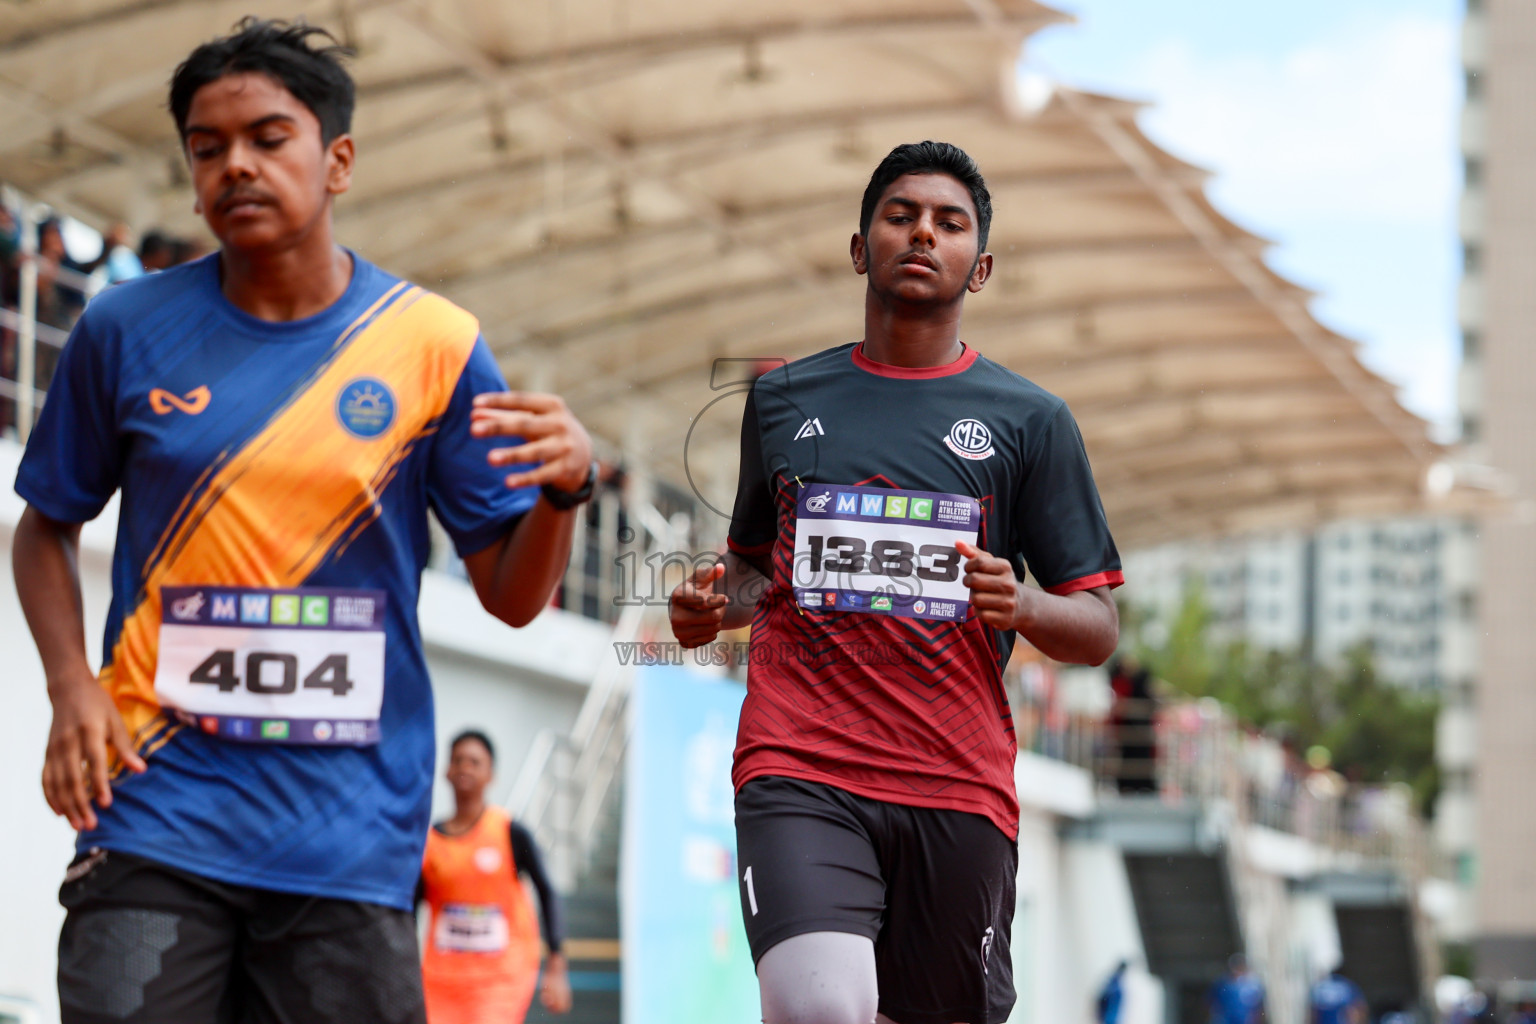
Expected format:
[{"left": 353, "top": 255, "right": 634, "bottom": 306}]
[{"left": 169, "top": 17, "right": 356, "bottom": 144}]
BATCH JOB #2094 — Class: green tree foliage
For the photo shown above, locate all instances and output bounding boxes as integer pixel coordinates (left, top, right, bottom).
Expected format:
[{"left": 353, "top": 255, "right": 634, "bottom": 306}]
[{"left": 1130, "top": 584, "right": 1441, "bottom": 812}]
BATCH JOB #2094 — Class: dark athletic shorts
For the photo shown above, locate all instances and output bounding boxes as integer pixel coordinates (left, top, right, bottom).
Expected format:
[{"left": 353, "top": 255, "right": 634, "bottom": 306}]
[
  {"left": 734, "top": 775, "right": 1018, "bottom": 1024},
  {"left": 56, "top": 848, "right": 426, "bottom": 1024}
]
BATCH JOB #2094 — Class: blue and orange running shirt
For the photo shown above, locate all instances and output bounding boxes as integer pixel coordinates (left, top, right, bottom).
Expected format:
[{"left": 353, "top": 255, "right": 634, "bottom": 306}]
[{"left": 15, "top": 253, "right": 537, "bottom": 909}]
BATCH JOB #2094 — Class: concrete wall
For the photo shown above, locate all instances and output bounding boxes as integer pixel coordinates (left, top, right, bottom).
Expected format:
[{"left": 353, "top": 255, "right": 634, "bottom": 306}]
[
  {"left": 0, "top": 439, "right": 608, "bottom": 1023},
  {"left": 1474, "top": 0, "right": 1536, "bottom": 980}
]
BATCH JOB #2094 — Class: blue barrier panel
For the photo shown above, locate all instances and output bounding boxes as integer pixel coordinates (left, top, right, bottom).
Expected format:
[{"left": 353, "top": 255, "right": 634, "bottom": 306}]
[{"left": 621, "top": 665, "right": 758, "bottom": 1023}]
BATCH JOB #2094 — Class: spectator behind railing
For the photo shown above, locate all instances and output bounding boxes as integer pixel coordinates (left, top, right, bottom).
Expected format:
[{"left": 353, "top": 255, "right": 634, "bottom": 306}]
[
  {"left": 0, "top": 203, "right": 18, "bottom": 307},
  {"left": 79, "top": 222, "right": 145, "bottom": 285}
]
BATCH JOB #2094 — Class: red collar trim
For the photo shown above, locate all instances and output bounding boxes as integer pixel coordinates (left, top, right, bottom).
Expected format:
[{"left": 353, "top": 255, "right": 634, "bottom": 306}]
[{"left": 851, "top": 342, "right": 978, "bottom": 379}]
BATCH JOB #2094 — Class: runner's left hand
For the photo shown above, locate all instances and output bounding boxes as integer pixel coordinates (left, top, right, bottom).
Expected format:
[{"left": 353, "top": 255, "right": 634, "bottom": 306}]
[
  {"left": 957, "top": 539, "right": 1031, "bottom": 631},
  {"left": 470, "top": 392, "right": 593, "bottom": 493},
  {"left": 541, "top": 952, "right": 573, "bottom": 1013}
]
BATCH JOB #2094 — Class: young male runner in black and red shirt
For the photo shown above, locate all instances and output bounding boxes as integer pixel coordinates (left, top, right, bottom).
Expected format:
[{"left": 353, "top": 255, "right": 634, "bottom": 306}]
[{"left": 670, "top": 141, "right": 1123, "bottom": 1024}]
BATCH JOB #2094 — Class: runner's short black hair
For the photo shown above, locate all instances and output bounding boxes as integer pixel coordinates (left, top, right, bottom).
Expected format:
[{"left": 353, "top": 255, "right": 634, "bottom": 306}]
[
  {"left": 859, "top": 141, "right": 992, "bottom": 253},
  {"left": 170, "top": 17, "right": 356, "bottom": 144},
  {"left": 450, "top": 729, "right": 496, "bottom": 763}
]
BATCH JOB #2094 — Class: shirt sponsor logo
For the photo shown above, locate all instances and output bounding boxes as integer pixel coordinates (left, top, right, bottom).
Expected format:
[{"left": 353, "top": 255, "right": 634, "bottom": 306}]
[
  {"left": 169, "top": 592, "right": 206, "bottom": 621},
  {"left": 944, "top": 418, "right": 995, "bottom": 461},
  {"left": 793, "top": 417, "right": 825, "bottom": 439},
  {"left": 835, "top": 493, "right": 858, "bottom": 514},
  {"left": 336, "top": 377, "right": 397, "bottom": 439},
  {"left": 872, "top": 595, "right": 893, "bottom": 611},
  {"left": 805, "top": 490, "right": 832, "bottom": 513},
  {"left": 860, "top": 494, "right": 884, "bottom": 517},
  {"left": 240, "top": 594, "right": 270, "bottom": 623},
  {"left": 148, "top": 385, "right": 211, "bottom": 416},
  {"left": 474, "top": 847, "right": 503, "bottom": 873}
]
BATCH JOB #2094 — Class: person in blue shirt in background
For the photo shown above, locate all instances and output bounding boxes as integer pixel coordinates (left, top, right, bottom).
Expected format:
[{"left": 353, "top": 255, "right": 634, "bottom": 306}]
[
  {"left": 1308, "top": 969, "right": 1367, "bottom": 1024},
  {"left": 1096, "top": 960, "right": 1128, "bottom": 1024},
  {"left": 1210, "top": 954, "right": 1266, "bottom": 1024}
]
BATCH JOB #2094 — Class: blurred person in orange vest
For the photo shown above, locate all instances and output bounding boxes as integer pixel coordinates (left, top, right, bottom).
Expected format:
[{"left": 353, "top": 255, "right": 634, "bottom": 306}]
[{"left": 419, "top": 730, "right": 572, "bottom": 1024}]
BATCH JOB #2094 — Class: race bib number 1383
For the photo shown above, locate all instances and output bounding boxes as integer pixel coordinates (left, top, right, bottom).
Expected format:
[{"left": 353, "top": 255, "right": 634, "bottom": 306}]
[
  {"left": 154, "top": 585, "right": 387, "bottom": 745},
  {"left": 792, "top": 483, "right": 980, "bottom": 621}
]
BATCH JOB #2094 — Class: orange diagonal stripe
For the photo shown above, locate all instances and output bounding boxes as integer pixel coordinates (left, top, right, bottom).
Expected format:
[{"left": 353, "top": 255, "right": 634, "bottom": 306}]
[{"left": 104, "top": 287, "right": 480, "bottom": 738}]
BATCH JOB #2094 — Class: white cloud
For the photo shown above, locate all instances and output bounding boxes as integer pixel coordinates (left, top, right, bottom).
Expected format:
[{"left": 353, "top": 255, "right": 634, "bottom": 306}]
[{"left": 1131, "top": 14, "right": 1458, "bottom": 229}]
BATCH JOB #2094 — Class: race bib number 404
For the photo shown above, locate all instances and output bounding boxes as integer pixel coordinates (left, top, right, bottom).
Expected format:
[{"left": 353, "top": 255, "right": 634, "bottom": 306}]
[
  {"left": 792, "top": 483, "right": 980, "bottom": 621},
  {"left": 154, "top": 586, "right": 386, "bottom": 745}
]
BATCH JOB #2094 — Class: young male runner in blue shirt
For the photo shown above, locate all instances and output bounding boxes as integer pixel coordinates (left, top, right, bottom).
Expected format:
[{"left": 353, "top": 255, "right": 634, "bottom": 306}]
[
  {"left": 671, "top": 142, "right": 1122, "bottom": 1023},
  {"left": 12, "top": 20, "right": 597, "bottom": 1024}
]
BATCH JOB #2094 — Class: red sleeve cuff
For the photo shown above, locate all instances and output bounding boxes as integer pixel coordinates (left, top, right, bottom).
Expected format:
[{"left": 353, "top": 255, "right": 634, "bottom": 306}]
[
  {"left": 727, "top": 536, "right": 775, "bottom": 557},
  {"left": 1043, "top": 570, "right": 1124, "bottom": 596}
]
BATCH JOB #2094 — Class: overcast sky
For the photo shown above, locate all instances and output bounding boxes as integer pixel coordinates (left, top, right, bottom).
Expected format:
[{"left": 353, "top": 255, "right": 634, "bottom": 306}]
[{"left": 1026, "top": 0, "right": 1462, "bottom": 439}]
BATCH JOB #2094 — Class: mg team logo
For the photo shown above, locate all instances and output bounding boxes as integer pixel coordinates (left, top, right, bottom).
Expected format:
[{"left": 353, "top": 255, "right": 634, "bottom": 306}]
[{"left": 944, "top": 418, "right": 995, "bottom": 461}]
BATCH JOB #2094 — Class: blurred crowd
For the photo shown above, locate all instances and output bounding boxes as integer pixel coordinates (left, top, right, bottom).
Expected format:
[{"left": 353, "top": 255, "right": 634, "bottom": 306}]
[{"left": 0, "top": 200, "right": 209, "bottom": 433}]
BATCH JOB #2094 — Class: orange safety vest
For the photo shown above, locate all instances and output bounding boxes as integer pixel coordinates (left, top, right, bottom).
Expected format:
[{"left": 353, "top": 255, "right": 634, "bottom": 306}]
[{"left": 421, "top": 807, "right": 542, "bottom": 1022}]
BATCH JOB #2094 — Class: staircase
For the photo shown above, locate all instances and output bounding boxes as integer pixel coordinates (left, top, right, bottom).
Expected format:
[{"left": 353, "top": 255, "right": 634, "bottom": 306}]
[
  {"left": 1313, "top": 870, "right": 1426, "bottom": 1018},
  {"left": 1124, "top": 851, "right": 1245, "bottom": 1024},
  {"left": 1073, "top": 798, "right": 1248, "bottom": 1024},
  {"left": 527, "top": 784, "right": 623, "bottom": 1024}
]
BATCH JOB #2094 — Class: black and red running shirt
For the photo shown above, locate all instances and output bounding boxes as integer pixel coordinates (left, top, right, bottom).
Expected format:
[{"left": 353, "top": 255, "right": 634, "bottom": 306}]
[{"left": 727, "top": 342, "right": 1123, "bottom": 838}]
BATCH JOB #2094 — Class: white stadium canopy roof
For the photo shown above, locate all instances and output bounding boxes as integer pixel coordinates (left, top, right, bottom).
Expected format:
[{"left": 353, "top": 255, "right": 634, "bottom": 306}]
[{"left": 0, "top": 0, "right": 1467, "bottom": 547}]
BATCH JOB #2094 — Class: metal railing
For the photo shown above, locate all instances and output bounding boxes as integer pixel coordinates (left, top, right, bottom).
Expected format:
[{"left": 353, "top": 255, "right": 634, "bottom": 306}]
[
  {"left": 2, "top": 185, "right": 105, "bottom": 441},
  {"left": 1018, "top": 687, "right": 1440, "bottom": 871}
]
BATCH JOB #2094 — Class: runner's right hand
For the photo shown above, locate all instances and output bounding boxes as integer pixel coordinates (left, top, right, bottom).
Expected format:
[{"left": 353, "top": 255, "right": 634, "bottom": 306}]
[
  {"left": 669, "top": 562, "right": 727, "bottom": 648},
  {"left": 43, "top": 671, "right": 146, "bottom": 832}
]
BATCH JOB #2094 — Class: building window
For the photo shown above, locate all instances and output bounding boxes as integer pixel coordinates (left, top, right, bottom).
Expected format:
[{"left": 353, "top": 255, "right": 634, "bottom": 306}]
[
  {"left": 1463, "top": 329, "right": 1481, "bottom": 358},
  {"left": 1465, "top": 156, "right": 1484, "bottom": 188},
  {"left": 1464, "top": 243, "right": 1483, "bottom": 273},
  {"left": 1465, "top": 70, "right": 1484, "bottom": 101}
]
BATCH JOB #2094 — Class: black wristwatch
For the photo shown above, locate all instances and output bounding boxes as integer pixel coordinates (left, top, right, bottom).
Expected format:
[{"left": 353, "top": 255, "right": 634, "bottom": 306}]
[{"left": 541, "top": 461, "right": 598, "bottom": 510}]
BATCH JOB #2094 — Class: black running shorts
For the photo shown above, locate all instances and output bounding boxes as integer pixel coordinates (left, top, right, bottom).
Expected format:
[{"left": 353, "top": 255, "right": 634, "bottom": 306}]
[
  {"left": 56, "top": 848, "right": 426, "bottom": 1024},
  {"left": 734, "top": 775, "right": 1018, "bottom": 1024}
]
